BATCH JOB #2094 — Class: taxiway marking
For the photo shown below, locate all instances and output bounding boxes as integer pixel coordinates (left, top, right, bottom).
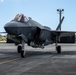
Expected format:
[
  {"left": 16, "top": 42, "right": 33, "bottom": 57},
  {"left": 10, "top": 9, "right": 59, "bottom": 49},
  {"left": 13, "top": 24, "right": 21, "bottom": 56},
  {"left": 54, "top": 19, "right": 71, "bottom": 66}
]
[{"left": 0, "top": 58, "right": 21, "bottom": 65}]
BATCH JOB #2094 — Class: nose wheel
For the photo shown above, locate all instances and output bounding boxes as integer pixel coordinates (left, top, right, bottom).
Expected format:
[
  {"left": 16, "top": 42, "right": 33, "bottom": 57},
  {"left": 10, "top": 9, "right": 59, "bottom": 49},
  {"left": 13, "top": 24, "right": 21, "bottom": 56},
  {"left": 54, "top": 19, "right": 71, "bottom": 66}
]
[
  {"left": 21, "top": 50, "right": 26, "bottom": 58},
  {"left": 17, "top": 40, "right": 26, "bottom": 58},
  {"left": 17, "top": 45, "right": 22, "bottom": 53}
]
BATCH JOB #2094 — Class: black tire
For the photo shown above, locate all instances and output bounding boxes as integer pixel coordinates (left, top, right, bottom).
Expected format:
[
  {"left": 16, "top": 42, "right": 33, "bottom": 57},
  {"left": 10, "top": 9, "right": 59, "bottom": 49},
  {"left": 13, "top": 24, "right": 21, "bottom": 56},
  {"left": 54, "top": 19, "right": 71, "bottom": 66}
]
[
  {"left": 17, "top": 46, "right": 22, "bottom": 53},
  {"left": 21, "top": 51, "right": 25, "bottom": 58},
  {"left": 56, "top": 46, "right": 61, "bottom": 54}
]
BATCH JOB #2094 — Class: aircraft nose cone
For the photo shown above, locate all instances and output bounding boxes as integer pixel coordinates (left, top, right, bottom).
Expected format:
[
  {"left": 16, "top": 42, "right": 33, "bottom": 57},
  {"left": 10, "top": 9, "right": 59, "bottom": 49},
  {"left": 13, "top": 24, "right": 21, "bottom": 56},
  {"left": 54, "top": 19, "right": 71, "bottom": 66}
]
[
  {"left": 4, "top": 23, "right": 11, "bottom": 31},
  {"left": 4, "top": 22, "right": 18, "bottom": 35}
]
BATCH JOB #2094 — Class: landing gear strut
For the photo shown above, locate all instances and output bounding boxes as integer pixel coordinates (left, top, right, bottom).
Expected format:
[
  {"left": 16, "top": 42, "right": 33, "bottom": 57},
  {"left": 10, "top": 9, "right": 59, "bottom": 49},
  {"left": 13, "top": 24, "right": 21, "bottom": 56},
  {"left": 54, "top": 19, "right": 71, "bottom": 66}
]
[
  {"left": 55, "top": 36, "right": 61, "bottom": 54},
  {"left": 21, "top": 40, "right": 25, "bottom": 58},
  {"left": 17, "top": 40, "right": 25, "bottom": 58}
]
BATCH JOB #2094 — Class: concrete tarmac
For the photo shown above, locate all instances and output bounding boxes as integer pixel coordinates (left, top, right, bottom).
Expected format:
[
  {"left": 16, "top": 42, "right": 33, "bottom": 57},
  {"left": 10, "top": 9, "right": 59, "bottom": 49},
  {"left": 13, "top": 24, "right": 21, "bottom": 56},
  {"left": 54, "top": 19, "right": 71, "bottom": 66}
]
[{"left": 0, "top": 44, "right": 76, "bottom": 75}]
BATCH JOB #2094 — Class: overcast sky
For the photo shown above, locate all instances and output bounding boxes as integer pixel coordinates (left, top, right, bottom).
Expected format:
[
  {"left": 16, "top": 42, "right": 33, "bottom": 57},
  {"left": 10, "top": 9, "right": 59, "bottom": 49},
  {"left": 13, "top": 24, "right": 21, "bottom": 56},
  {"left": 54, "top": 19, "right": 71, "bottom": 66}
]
[{"left": 0, "top": 0, "right": 76, "bottom": 32}]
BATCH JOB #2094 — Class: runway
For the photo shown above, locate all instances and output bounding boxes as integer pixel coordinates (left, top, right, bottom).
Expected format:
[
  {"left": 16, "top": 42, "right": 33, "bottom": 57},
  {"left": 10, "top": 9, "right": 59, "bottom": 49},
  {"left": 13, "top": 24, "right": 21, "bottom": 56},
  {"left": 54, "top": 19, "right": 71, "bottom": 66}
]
[{"left": 0, "top": 44, "right": 76, "bottom": 75}]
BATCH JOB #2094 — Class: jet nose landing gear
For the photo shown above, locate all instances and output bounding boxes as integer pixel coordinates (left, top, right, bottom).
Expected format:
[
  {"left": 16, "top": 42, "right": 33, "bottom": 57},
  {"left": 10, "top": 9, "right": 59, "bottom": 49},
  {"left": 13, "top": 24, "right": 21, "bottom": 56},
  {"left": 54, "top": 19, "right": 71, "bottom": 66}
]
[
  {"left": 17, "top": 44, "right": 22, "bottom": 53},
  {"left": 17, "top": 40, "right": 26, "bottom": 58},
  {"left": 21, "top": 50, "right": 26, "bottom": 58}
]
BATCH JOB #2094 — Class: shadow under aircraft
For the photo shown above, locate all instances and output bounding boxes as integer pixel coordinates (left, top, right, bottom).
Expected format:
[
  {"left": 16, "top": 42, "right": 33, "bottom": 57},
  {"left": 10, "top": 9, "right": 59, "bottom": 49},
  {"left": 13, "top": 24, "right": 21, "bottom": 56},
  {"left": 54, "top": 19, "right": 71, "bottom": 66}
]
[{"left": 4, "top": 13, "right": 75, "bottom": 58}]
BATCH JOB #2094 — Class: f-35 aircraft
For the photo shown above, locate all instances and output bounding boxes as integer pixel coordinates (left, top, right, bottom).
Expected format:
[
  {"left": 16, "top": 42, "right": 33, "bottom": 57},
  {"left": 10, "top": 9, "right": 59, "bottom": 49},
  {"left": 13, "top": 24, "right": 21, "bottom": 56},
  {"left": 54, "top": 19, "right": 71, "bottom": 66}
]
[{"left": 4, "top": 14, "right": 75, "bottom": 58}]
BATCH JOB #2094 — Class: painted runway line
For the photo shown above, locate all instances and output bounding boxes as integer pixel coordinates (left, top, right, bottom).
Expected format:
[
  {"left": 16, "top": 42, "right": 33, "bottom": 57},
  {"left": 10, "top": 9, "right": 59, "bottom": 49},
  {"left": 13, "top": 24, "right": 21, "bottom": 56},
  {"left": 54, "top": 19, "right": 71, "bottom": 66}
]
[{"left": 0, "top": 58, "right": 21, "bottom": 65}]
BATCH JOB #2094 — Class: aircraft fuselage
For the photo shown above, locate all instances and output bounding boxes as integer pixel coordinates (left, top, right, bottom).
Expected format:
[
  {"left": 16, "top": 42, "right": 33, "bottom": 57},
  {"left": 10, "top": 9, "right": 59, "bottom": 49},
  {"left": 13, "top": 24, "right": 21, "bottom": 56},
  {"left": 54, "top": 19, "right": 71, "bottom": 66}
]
[{"left": 4, "top": 19, "right": 53, "bottom": 48}]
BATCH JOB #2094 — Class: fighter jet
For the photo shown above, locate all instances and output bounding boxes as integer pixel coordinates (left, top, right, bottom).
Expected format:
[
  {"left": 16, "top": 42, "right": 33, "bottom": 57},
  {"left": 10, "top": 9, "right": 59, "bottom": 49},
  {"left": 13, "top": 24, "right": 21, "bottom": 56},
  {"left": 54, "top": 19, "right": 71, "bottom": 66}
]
[{"left": 4, "top": 14, "right": 75, "bottom": 58}]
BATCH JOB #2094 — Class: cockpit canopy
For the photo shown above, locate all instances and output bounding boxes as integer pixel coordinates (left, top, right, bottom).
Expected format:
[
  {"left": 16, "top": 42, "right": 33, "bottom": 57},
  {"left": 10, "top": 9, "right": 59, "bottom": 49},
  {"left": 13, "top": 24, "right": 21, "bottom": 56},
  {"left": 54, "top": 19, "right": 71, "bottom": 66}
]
[{"left": 13, "top": 14, "right": 29, "bottom": 22}]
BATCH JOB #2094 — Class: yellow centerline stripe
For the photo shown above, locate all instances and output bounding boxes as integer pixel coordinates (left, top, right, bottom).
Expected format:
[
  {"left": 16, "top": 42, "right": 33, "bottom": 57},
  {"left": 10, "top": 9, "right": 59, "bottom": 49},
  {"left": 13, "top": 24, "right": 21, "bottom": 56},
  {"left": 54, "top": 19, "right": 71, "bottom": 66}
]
[{"left": 0, "top": 58, "right": 21, "bottom": 65}]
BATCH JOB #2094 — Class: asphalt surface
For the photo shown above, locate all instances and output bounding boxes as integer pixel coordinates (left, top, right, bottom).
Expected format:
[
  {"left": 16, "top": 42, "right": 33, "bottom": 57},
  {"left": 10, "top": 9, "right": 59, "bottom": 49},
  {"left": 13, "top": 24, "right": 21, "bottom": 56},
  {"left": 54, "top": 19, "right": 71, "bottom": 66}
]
[{"left": 0, "top": 44, "right": 76, "bottom": 75}]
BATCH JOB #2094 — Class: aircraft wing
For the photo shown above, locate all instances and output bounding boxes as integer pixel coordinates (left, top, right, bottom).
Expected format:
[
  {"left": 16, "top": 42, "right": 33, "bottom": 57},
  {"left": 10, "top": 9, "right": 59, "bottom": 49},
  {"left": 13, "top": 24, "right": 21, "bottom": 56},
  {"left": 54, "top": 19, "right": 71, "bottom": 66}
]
[
  {"left": 41, "top": 27, "right": 76, "bottom": 36},
  {"left": 50, "top": 30, "right": 75, "bottom": 35},
  {"left": 50, "top": 30, "right": 76, "bottom": 43},
  {"left": 40, "top": 28, "right": 76, "bottom": 43}
]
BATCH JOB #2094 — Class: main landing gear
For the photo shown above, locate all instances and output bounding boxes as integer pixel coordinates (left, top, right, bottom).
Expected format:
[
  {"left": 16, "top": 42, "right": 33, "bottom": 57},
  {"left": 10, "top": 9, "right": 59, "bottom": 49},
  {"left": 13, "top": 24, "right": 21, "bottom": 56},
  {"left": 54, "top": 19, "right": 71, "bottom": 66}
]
[
  {"left": 17, "top": 40, "right": 25, "bottom": 58},
  {"left": 56, "top": 45, "right": 61, "bottom": 54},
  {"left": 55, "top": 37, "right": 61, "bottom": 54}
]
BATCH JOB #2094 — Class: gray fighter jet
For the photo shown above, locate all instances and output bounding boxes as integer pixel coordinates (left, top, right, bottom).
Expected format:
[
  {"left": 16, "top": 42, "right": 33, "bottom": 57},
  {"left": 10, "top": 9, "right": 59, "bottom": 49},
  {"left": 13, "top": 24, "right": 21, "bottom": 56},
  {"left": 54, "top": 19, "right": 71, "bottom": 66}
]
[{"left": 4, "top": 14, "right": 75, "bottom": 58}]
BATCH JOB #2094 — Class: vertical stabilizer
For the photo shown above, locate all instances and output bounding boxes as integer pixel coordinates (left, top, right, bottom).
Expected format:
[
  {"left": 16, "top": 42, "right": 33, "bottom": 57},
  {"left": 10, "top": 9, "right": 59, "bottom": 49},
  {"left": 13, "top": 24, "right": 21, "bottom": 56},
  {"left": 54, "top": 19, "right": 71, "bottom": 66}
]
[{"left": 56, "top": 16, "right": 64, "bottom": 30}]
